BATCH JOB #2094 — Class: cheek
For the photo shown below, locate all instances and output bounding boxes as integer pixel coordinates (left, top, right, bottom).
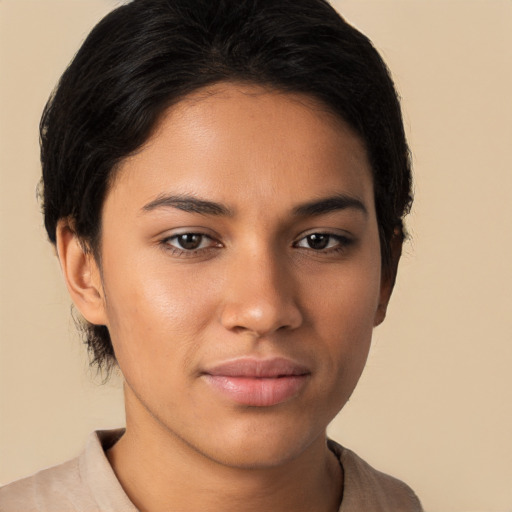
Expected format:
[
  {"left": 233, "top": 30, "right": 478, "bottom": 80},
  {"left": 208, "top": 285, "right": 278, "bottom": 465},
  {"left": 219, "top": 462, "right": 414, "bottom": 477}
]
[
  {"left": 305, "top": 254, "right": 381, "bottom": 337},
  {"left": 302, "top": 254, "right": 381, "bottom": 387},
  {"left": 101, "top": 254, "right": 219, "bottom": 380}
]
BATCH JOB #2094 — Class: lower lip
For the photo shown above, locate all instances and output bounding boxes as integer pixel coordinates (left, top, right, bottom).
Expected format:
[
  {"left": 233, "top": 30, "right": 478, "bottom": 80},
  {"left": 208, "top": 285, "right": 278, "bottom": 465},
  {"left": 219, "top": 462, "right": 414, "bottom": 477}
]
[{"left": 203, "top": 375, "right": 309, "bottom": 407}]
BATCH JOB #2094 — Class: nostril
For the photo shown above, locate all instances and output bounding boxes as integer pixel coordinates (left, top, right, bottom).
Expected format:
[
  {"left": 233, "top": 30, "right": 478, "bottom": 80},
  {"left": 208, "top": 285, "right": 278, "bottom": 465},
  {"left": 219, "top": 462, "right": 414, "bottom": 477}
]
[{"left": 220, "top": 301, "right": 303, "bottom": 337}]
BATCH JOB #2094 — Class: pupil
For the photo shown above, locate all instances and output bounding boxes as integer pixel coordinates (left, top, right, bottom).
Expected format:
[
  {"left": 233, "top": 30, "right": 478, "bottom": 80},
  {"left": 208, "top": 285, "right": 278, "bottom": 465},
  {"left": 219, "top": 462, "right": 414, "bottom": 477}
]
[
  {"left": 178, "top": 234, "right": 201, "bottom": 250},
  {"left": 308, "top": 234, "right": 329, "bottom": 250}
]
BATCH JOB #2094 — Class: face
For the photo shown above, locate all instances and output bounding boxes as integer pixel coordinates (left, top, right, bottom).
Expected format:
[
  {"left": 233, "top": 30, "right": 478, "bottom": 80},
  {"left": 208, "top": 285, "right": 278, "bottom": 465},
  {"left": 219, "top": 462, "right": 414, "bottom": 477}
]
[{"left": 82, "top": 83, "right": 392, "bottom": 468}]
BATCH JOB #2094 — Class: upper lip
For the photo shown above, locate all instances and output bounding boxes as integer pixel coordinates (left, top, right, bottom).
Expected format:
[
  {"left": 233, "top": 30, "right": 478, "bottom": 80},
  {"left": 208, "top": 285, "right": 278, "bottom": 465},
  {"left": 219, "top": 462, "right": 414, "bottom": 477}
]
[{"left": 203, "top": 357, "right": 310, "bottom": 378}]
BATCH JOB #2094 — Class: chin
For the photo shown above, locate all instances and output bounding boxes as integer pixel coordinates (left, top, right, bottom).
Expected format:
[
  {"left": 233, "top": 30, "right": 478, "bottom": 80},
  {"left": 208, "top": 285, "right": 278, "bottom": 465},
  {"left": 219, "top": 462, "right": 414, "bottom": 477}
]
[{"left": 186, "top": 411, "right": 327, "bottom": 470}]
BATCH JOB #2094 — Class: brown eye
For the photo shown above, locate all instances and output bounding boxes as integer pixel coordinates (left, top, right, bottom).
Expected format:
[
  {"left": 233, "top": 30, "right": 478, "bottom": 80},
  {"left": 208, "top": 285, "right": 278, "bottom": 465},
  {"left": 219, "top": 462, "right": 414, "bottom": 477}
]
[
  {"left": 162, "top": 232, "right": 223, "bottom": 256},
  {"left": 305, "top": 234, "right": 330, "bottom": 250},
  {"left": 174, "top": 233, "right": 204, "bottom": 250},
  {"left": 295, "top": 233, "right": 352, "bottom": 252},
  {"left": 164, "top": 233, "right": 213, "bottom": 251}
]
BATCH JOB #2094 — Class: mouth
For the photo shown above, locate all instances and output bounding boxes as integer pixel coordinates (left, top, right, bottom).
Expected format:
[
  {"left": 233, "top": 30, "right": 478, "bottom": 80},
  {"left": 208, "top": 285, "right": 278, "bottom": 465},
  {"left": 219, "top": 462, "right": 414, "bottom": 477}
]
[{"left": 202, "top": 357, "right": 311, "bottom": 407}]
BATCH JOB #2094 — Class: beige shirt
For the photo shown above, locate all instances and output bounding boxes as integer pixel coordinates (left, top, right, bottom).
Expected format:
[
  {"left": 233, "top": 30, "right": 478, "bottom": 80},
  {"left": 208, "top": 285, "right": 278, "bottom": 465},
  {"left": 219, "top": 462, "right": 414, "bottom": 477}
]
[{"left": 0, "top": 430, "right": 423, "bottom": 511}]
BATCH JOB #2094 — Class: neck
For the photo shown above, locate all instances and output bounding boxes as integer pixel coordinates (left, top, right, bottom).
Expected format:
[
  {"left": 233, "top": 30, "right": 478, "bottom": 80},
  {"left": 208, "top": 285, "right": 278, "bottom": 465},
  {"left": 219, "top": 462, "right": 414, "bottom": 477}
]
[{"left": 107, "top": 389, "right": 343, "bottom": 512}]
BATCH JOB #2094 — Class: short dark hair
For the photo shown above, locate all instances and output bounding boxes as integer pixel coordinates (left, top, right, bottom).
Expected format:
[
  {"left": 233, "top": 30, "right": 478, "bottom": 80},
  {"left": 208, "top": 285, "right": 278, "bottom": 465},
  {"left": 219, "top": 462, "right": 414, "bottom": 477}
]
[{"left": 40, "top": 0, "right": 412, "bottom": 373}]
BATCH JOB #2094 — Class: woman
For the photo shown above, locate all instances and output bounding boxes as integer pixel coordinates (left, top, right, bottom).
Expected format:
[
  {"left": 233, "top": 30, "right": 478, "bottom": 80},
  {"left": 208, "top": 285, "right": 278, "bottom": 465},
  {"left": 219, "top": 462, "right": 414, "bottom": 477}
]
[{"left": 0, "top": 0, "right": 421, "bottom": 510}]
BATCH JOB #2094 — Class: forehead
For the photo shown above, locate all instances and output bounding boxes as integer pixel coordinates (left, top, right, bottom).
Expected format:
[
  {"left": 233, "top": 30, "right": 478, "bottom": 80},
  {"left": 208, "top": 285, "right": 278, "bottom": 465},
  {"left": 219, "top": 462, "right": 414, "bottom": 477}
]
[{"left": 109, "top": 82, "right": 374, "bottom": 216}]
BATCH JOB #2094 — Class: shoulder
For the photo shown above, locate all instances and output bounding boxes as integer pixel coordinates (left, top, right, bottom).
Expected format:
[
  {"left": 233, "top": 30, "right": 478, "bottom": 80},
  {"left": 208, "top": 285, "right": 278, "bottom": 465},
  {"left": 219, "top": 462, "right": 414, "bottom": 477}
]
[
  {"left": 328, "top": 439, "right": 423, "bottom": 512},
  {"left": 0, "top": 456, "right": 96, "bottom": 512},
  {"left": 0, "top": 429, "right": 132, "bottom": 512}
]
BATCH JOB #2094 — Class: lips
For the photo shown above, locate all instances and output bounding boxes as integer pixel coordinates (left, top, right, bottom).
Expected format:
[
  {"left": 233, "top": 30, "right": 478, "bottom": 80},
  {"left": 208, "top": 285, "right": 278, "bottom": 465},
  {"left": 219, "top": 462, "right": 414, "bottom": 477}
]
[{"left": 202, "top": 357, "right": 310, "bottom": 407}]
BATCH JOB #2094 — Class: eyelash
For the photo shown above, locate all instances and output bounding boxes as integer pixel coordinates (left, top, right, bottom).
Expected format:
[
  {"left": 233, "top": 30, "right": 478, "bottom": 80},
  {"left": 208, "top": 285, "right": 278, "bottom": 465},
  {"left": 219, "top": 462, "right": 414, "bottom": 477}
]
[
  {"left": 160, "top": 232, "right": 354, "bottom": 258},
  {"left": 161, "top": 233, "right": 221, "bottom": 257},
  {"left": 293, "top": 233, "right": 354, "bottom": 254}
]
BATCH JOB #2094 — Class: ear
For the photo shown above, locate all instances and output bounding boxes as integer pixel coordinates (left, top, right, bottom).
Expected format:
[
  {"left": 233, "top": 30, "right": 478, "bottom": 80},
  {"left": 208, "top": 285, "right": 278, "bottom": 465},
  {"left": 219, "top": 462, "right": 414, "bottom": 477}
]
[
  {"left": 374, "top": 228, "right": 403, "bottom": 327},
  {"left": 56, "top": 219, "right": 108, "bottom": 326}
]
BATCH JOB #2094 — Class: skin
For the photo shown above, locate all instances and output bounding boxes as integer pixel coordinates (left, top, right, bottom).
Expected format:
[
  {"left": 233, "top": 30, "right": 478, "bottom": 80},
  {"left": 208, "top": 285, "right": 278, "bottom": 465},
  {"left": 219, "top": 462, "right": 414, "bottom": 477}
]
[{"left": 57, "top": 83, "right": 399, "bottom": 512}]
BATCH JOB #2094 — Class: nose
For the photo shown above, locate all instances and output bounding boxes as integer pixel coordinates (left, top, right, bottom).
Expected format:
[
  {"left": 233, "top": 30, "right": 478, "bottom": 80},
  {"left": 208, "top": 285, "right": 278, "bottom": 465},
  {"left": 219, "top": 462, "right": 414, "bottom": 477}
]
[{"left": 219, "top": 246, "right": 303, "bottom": 337}]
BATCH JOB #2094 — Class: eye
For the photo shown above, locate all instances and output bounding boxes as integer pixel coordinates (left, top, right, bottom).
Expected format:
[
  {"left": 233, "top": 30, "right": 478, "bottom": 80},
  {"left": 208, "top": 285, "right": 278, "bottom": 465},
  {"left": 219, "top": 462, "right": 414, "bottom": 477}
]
[
  {"left": 294, "top": 233, "right": 351, "bottom": 251},
  {"left": 164, "top": 233, "right": 218, "bottom": 251}
]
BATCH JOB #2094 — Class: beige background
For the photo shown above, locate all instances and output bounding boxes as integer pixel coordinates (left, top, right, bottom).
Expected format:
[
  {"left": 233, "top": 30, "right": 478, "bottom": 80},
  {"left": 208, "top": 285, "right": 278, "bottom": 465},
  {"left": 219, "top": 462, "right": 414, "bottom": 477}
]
[{"left": 1, "top": 1, "right": 511, "bottom": 511}]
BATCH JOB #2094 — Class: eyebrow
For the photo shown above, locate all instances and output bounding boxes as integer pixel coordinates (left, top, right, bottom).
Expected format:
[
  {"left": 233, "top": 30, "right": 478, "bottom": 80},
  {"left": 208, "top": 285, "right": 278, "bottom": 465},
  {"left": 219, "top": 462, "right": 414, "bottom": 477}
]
[
  {"left": 292, "top": 194, "right": 368, "bottom": 217},
  {"left": 142, "top": 194, "right": 232, "bottom": 216},
  {"left": 141, "top": 193, "right": 367, "bottom": 218}
]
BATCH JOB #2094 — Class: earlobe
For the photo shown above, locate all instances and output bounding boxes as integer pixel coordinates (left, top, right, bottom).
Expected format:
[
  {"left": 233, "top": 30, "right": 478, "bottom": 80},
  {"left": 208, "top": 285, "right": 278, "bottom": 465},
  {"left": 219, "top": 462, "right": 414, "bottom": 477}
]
[
  {"left": 56, "top": 219, "right": 108, "bottom": 326},
  {"left": 374, "top": 228, "right": 403, "bottom": 327}
]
